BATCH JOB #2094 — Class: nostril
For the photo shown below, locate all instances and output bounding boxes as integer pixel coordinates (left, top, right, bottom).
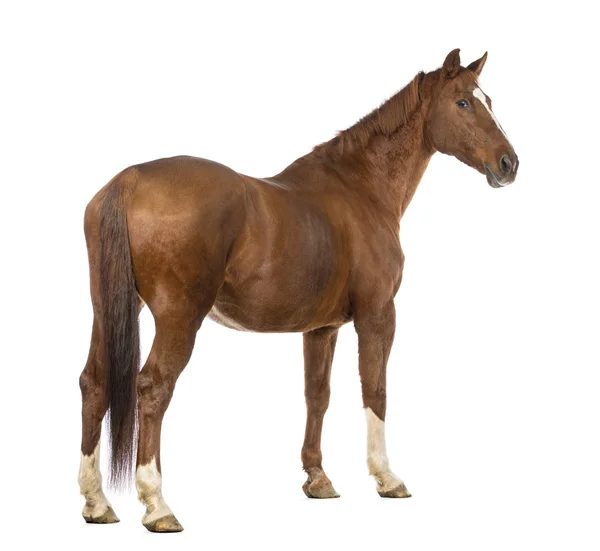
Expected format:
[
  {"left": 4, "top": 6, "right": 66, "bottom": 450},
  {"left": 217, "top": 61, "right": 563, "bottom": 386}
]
[{"left": 500, "top": 155, "right": 512, "bottom": 175}]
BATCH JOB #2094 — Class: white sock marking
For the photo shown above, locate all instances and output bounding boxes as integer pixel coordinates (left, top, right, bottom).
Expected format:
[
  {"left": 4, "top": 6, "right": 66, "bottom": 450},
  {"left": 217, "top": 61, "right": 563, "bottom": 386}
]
[
  {"left": 136, "top": 458, "right": 174, "bottom": 524},
  {"left": 78, "top": 443, "right": 112, "bottom": 518},
  {"left": 365, "top": 407, "right": 405, "bottom": 492}
]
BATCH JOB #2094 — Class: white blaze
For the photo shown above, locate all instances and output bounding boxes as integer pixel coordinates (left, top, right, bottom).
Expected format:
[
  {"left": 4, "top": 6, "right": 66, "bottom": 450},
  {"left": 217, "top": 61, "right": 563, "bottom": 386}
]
[
  {"left": 472, "top": 87, "right": 512, "bottom": 145},
  {"left": 136, "top": 457, "right": 174, "bottom": 524},
  {"left": 365, "top": 407, "right": 405, "bottom": 492}
]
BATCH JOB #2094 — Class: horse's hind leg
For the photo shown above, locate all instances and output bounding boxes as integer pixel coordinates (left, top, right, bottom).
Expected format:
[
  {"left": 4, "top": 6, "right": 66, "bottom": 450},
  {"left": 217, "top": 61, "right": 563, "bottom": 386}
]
[
  {"left": 301, "top": 327, "right": 340, "bottom": 498},
  {"left": 78, "top": 318, "right": 119, "bottom": 524},
  {"left": 135, "top": 293, "right": 213, "bottom": 533}
]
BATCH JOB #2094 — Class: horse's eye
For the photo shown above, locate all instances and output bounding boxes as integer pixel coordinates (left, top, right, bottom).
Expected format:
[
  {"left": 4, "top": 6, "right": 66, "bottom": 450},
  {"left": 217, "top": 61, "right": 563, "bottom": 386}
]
[{"left": 456, "top": 99, "right": 470, "bottom": 109}]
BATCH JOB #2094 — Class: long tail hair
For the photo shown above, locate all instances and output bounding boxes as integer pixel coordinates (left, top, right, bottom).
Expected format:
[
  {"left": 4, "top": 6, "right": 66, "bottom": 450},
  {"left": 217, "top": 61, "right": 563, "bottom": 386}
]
[{"left": 98, "top": 177, "right": 140, "bottom": 488}]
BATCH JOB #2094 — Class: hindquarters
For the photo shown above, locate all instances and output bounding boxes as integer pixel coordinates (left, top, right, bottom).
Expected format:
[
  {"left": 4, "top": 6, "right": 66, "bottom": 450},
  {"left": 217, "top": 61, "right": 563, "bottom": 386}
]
[
  {"left": 125, "top": 156, "right": 247, "bottom": 316},
  {"left": 80, "top": 156, "right": 247, "bottom": 529},
  {"left": 123, "top": 156, "right": 247, "bottom": 532}
]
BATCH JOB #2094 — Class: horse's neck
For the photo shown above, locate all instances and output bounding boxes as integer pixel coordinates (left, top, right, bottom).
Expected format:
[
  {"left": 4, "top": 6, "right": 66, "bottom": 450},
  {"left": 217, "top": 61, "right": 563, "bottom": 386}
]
[
  {"left": 361, "top": 112, "right": 434, "bottom": 219},
  {"left": 316, "top": 107, "right": 434, "bottom": 223},
  {"left": 277, "top": 91, "right": 434, "bottom": 224}
]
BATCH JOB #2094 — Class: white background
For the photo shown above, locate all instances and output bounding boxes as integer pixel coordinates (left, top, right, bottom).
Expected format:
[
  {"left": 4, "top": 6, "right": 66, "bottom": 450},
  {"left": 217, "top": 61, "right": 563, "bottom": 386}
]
[{"left": 1, "top": 1, "right": 599, "bottom": 549}]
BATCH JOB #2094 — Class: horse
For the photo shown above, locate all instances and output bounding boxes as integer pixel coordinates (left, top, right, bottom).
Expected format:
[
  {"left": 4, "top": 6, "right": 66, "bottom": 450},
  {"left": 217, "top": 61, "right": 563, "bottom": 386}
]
[{"left": 78, "top": 48, "right": 518, "bottom": 532}]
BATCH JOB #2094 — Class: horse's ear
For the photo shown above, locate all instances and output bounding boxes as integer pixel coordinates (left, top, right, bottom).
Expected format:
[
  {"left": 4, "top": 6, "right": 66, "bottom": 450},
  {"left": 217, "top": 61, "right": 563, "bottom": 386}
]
[
  {"left": 442, "top": 48, "right": 461, "bottom": 79},
  {"left": 467, "top": 52, "right": 488, "bottom": 76}
]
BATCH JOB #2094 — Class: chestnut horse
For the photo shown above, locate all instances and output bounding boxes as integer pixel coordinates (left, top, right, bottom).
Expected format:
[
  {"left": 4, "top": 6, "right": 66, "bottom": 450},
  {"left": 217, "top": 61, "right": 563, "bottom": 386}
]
[{"left": 79, "top": 49, "right": 518, "bottom": 532}]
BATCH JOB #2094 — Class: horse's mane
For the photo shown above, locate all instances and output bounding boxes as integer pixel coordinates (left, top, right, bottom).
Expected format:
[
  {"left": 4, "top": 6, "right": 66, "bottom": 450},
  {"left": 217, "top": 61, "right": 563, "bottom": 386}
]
[{"left": 320, "top": 71, "right": 425, "bottom": 155}]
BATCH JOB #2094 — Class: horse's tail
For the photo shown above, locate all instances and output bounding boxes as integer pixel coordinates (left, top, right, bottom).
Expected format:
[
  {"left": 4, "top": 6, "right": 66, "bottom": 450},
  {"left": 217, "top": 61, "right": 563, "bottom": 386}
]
[{"left": 97, "top": 172, "right": 140, "bottom": 488}]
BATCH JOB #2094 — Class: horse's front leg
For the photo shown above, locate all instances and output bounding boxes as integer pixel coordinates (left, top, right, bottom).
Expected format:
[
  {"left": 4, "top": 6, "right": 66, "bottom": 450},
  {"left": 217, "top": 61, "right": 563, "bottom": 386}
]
[
  {"left": 355, "top": 300, "right": 411, "bottom": 498},
  {"left": 301, "top": 327, "right": 340, "bottom": 498}
]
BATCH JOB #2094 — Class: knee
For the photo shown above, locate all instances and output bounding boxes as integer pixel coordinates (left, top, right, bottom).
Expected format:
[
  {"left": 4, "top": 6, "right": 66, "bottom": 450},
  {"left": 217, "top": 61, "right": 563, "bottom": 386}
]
[
  {"left": 79, "top": 371, "right": 91, "bottom": 394},
  {"left": 305, "top": 392, "right": 330, "bottom": 414},
  {"left": 137, "top": 370, "right": 175, "bottom": 416},
  {"left": 79, "top": 369, "right": 100, "bottom": 397},
  {"left": 136, "top": 369, "right": 153, "bottom": 398}
]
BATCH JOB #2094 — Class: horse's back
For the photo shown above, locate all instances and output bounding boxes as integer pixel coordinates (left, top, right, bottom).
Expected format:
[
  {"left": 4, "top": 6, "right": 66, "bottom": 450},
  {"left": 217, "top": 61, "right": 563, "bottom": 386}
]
[{"left": 132, "top": 155, "right": 245, "bottom": 201}]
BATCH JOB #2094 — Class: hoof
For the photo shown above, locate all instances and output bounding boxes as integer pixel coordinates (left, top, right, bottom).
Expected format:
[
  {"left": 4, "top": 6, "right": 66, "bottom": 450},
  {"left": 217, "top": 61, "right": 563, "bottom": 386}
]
[
  {"left": 83, "top": 506, "right": 120, "bottom": 524},
  {"left": 143, "top": 514, "right": 184, "bottom": 533},
  {"left": 303, "top": 468, "right": 340, "bottom": 499},
  {"left": 378, "top": 483, "right": 412, "bottom": 499}
]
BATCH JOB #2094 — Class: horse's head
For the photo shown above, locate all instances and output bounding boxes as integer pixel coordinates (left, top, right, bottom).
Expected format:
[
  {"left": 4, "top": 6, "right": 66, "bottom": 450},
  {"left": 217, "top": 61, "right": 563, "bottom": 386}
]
[{"left": 425, "top": 49, "right": 518, "bottom": 188}]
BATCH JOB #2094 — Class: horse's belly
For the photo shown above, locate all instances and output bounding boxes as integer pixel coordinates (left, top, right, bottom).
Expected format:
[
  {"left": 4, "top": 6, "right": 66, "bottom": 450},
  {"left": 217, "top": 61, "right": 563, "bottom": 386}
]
[
  {"left": 208, "top": 189, "right": 351, "bottom": 332},
  {"left": 207, "top": 283, "right": 348, "bottom": 333}
]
